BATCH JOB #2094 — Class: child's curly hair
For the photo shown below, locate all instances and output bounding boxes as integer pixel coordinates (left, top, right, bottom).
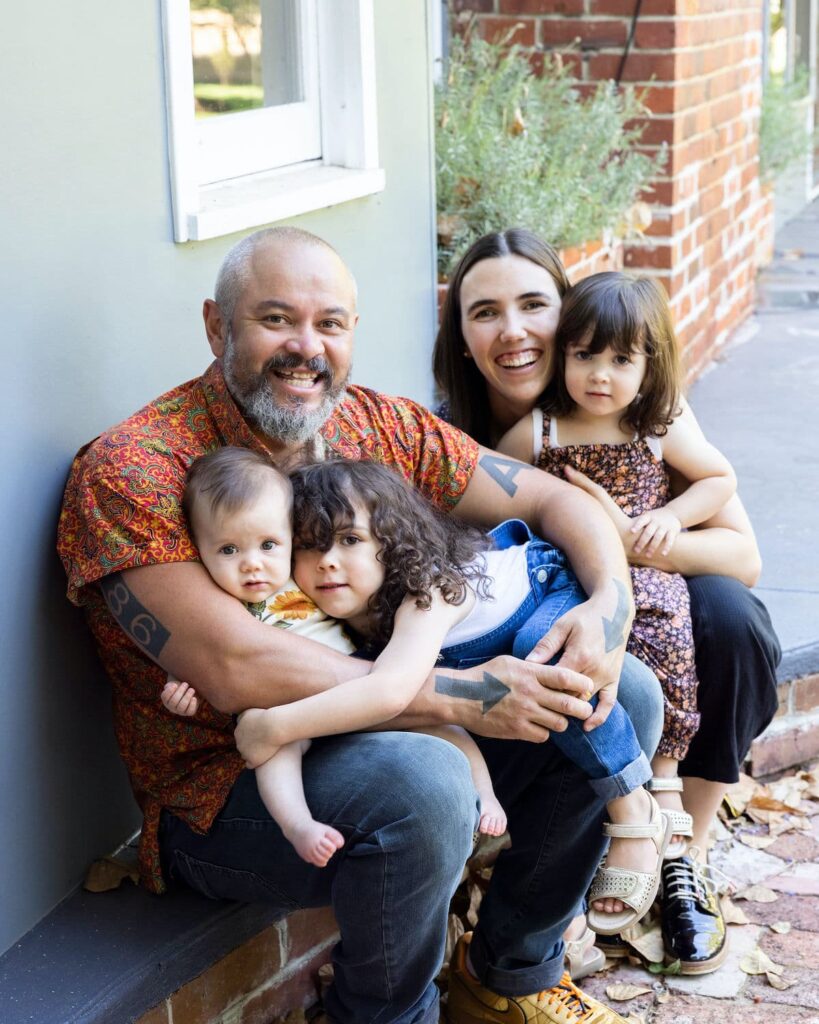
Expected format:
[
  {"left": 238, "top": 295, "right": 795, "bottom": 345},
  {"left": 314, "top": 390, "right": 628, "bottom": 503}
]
[{"left": 290, "top": 460, "right": 492, "bottom": 649}]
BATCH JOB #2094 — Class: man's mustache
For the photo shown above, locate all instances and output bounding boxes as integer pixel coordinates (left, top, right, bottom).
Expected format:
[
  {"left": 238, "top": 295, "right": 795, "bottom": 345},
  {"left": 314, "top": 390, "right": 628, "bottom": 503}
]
[{"left": 262, "top": 353, "right": 333, "bottom": 381}]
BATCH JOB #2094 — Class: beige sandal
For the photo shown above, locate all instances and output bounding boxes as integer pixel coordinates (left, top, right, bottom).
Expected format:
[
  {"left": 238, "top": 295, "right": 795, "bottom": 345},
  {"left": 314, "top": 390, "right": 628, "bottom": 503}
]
[
  {"left": 587, "top": 792, "right": 672, "bottom": 936},
  {"left": 647, "top": 777, "right": 693, "bottom": 859},
  {"left": 564, "top": 925, "right": 606, "bottom": 980}
]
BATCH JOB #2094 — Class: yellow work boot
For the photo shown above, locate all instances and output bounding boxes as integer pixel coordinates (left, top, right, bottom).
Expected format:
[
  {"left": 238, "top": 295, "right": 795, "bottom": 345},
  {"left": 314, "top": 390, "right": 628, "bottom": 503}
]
[{"left": 447, "top": 933, "right": 628, "bottom": 1024}]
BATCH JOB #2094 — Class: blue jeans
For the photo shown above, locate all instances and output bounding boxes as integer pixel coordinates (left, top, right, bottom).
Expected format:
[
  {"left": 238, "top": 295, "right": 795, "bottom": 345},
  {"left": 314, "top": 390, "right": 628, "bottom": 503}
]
[
  {"left": 440, "top": 520, "right": 652, "bottom": 803},
  {"left": 158, "top": 522, "right": 664, "bottom": 1014},
  {"left": 160, "top": 733, "right": 477, "bottom": 1024}
]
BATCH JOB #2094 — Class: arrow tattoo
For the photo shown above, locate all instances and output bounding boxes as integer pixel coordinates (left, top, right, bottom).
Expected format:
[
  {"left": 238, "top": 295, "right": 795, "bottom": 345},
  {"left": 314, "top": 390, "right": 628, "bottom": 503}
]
[
  {"left": 603, "top": 578, "right": 630, "bottom": 651},
  {"left": 435, "top": 671, "right": 511, "bottom": 714}
]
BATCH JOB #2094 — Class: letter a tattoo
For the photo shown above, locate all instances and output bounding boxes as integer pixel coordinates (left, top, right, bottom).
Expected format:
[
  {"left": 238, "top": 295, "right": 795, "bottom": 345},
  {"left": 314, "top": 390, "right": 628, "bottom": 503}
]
[
  {"left": 602, "top": 578, "right": 629, "bottom": 651},
  {"left": 479, "top": 454, "right": 525, "bottom": 497}
]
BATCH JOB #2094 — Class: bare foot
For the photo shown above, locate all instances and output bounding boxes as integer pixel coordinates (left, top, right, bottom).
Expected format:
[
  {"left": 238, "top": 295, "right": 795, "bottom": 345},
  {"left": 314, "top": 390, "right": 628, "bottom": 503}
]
[
  {"left": 234, "top": 708, "right": 280, "bottom": 768},
  {"left": 286, "top": 820, "right": 345, "bottom": 867},
  {"left": 478, "top": 792, "right": 507, "bottom": 836},
  {"left": 591, "top": 788, "right": 661, "bottom": 916}
]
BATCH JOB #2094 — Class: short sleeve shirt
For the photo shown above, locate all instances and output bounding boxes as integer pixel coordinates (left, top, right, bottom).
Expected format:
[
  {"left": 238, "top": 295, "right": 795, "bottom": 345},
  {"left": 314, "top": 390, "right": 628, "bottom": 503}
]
[{"left": 57, "top": 362, "right": 479, "bottom": 891}]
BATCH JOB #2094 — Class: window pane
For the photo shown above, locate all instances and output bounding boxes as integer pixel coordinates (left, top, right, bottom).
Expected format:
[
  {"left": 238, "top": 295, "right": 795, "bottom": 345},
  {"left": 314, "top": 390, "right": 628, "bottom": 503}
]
[{"left": 190, "top": 0, "right": 304, "bottom": 118}]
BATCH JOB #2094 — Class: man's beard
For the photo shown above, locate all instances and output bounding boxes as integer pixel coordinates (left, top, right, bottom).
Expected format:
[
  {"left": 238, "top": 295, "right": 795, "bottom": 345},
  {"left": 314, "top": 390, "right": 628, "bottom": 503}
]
[{"left": 222, "top": 330, "right": 348, "bottom": 445}]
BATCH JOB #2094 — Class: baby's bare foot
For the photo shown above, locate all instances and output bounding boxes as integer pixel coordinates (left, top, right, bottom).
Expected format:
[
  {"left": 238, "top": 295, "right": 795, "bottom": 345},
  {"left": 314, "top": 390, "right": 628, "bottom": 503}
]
[
  {"left": 234, "top": 708, "right": 279, "bottom": 768},
  {"left": 287, "top": 821, "right": 345, "bottom": 867},
  {"left": 592, "top": 788, "right": 661, "bottom": 916},
  {"left": 478, "top": 796, "right": 508, "bottom": 837}
]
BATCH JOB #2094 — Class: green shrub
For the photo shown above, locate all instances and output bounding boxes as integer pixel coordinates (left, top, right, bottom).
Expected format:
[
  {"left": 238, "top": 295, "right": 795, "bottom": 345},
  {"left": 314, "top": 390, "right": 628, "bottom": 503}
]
[
  {"left": 759, "top": 72, "right": 813, "bottom": 182},
  {"left": 435, "top": 32, "right": 665, "bottom": 277}
]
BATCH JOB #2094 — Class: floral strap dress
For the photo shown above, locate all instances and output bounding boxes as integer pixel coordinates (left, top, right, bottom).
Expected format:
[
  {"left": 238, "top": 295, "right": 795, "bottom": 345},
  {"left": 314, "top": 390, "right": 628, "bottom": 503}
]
[{"left": 536, "top": 411, "right": 700, "bottom": 760}]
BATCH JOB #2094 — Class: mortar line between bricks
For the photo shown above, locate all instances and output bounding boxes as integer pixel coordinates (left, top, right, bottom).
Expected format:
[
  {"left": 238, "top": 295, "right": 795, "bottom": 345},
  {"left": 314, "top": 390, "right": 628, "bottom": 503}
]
[{"left": 217, "top": 928, "right": 339, "bottom": 1022}]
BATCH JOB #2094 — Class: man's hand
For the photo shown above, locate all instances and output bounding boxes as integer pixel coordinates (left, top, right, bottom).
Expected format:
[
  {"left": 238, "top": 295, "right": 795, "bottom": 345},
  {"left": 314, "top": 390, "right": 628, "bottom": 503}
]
[
  {"left": 523, "top": 592, "right": 629, "bottom": 730},
  {"left": 437, "top": 654, "right": 594, "bottom": 742}
]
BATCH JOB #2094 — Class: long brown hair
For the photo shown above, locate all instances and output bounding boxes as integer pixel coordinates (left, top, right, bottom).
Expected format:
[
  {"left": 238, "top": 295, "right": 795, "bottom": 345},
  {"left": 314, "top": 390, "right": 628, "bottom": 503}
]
[
  {"left": 290, "top": 460, "right": 491, "bottom": 649},
  {"left": 540, "top": 272, "right": 681, "bottom": 437},
  {"left": 433, "top": 229, "right": 570, "bottom": 445}
]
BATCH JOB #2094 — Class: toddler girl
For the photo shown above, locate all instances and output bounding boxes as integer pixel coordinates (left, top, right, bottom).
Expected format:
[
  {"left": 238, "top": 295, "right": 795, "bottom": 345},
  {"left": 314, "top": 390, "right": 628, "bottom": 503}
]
[
  {"left": 162, "top": 447, "right": 506, "bottom": 868},
  {"left": 498, "top": 271, "right": 737, "bottom": 929}
]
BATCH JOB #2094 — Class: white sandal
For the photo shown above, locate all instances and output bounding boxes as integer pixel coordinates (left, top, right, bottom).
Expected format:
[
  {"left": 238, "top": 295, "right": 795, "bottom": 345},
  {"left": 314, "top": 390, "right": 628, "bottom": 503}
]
[
  {"left": 564, "top": 925, "right": 606, "bottom": 980},
  {"left": 587, "top": 791, "right": 672, "bottom": 936},
  {"left": 647, "top": 777, "right": 694, "bottom": 859}
]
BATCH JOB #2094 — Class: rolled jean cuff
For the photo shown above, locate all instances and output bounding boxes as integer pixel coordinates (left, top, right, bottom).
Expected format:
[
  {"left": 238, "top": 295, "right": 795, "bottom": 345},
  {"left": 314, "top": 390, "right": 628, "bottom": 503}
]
[
  {"left": 587, "top": 751, "right": 652, "bottom": 803},
  {"left": 469, "top": 932, "right": 566, "bottom": 997}
]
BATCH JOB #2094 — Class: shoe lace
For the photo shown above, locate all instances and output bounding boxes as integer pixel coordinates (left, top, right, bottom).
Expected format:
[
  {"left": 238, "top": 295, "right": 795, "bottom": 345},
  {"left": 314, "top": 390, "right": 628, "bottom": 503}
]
[
  {"left": 538, "top": 974, "right": 593, "bottom": 1021},
  {"left": 664, "top": 849, "right": 733, "bottom": 903}
]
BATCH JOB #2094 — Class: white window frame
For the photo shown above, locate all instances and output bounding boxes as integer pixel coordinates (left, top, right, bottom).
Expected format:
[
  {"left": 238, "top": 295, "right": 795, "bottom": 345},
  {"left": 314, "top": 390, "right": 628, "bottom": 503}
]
[{"left": 161, "top": 0, "right": 385, "bottom": 242}]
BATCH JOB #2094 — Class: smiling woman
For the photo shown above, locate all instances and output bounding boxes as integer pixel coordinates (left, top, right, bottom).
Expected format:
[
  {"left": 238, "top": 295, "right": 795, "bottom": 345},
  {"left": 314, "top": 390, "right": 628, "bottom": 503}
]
[{"left": 433, "top": 229, "right": 569, "bottom": 448}]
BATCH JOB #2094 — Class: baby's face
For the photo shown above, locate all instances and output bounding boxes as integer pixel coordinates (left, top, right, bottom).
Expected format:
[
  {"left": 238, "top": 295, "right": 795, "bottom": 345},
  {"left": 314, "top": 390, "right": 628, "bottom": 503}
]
[{"left": 194, "top": 481, "right": 292, "bottom": 604}]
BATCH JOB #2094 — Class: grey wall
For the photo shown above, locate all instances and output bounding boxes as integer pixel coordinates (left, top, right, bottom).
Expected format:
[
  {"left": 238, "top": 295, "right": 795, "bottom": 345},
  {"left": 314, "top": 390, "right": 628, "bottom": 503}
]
[{"left": 0, "top": 1, "right": 437, "bottom": 953}]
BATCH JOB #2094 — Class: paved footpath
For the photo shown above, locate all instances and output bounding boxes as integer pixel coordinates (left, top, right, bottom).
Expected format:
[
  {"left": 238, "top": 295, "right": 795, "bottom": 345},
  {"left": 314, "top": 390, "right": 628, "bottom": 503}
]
[
  {"left": 577, "top": 771, "right": 819, "bottom": 1023},
  {"left": 689, "top": 196, "right": 819, "bottom": 679},
  {"left": 575, "top": 199, "right": 819, "bottom": 1023}
]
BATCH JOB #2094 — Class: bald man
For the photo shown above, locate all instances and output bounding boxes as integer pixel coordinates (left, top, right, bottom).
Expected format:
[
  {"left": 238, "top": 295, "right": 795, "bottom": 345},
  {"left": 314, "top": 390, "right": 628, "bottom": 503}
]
[{"left": 59, "top": 227, "right": 655, "bottom": 1024}]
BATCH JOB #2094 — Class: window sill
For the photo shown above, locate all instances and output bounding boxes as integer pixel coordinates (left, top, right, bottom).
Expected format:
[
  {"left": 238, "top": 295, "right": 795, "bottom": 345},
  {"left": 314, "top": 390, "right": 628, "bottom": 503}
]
[{"left": 184, "top": 163, "right": 386, "bottom": 242}]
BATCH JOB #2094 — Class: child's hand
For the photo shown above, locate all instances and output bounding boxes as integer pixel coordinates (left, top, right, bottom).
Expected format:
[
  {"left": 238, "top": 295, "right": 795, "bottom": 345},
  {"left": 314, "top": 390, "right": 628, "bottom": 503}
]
[
  {"left": 161, "top": 679, "right": 200, "bottom": 717},
  {"left": 629, "top": 507, "right": 681, "bottom": 557}
]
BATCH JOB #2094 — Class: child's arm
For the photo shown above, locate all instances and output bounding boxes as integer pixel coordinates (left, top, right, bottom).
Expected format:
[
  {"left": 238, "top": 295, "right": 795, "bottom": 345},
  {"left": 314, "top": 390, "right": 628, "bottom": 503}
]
[
  {"left": 629, "top": 416, "right": 736, "bottom": 557},
  {"left": 236, "top": 591, "right": 469, "bottom": 762},
  {"left": 496, "top": 414, "right": 537, "bottom": 464}
]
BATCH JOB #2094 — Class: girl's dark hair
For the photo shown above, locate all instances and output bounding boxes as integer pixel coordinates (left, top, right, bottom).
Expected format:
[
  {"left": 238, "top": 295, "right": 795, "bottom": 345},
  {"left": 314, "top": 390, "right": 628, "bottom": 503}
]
[
  {"left": 183, "top": 447, "right": 292, "bottom": 536},
  {"left": 290, "top": 460, "right": 491, "bottom": 649},
  {"left": 540, "top": 272, "right": 681, "bottom": 437},
  {"left": 433, "top": 228, "right": 570, "bottom": 445}
]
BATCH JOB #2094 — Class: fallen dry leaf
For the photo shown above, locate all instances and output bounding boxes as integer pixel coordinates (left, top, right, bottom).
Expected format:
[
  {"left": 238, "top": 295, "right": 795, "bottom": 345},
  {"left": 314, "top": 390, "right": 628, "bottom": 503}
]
[
  {"left": 740, "top": 949, "right": 785, "bottom": 976},
  {"left": 443, "top": 913, "right": 465, "bottom": 973},
  {"left": 722, "top": 896, "right": 750, "bottom": 925},
  {"left": 83, "top": 856, "right": 139, "bottom": 892},
  {"left": 624, "top": 924, "right": 666, "bottom": 965},
  {"left": 737, "top": 832, "right": 778, "bottom": 850},
  {"left": 748, "top": 795, "right": 806, "bottom": 815},
  {"left": 735, "top": 884, "right": 779, "bottom": 903},
  {"left": 766, "top": 971, "right": 794, "bottom": 990},
  {"left": 465, "top": 881, "right": 483, "bottom": 928},
  {"left": 770, "top": 921, "right": 792, "bottom": 934},
  {"left": 722, "top": 774, "right": 758, "bottom": 817},
  {"left": 605, "top": 984, "right": 653, "bottom": 1002}
]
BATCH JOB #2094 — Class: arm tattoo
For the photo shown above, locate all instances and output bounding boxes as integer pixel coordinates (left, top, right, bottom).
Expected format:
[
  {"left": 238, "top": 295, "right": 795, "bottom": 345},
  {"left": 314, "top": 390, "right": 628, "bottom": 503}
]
[
  {"left": 602, "top": 578, "right": 630, "bottom": 652},
  {"left": 479, "top": 454, "right": 526, "bottom": 497},
  {"left": 435, "top": 671, "right": 511, "bottom": 714},
  {"left": 101, "top": 575, "right": 170, "bottom": 660}
]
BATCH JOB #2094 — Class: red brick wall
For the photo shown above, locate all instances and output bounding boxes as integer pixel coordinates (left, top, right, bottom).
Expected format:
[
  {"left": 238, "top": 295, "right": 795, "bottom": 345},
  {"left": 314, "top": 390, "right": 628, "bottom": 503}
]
[{"left": 451, "top": 0, "right": 774, "bottom": 379}]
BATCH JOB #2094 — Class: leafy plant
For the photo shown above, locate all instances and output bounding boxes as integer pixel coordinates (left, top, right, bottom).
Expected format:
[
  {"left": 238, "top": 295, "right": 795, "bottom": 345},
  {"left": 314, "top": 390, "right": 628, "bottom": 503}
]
[
  {"left": 435, "top": 31, "right": 666, "bottom": 277},
  {"left": 759, "top": 72, "right": 813, "bottom": 182}
]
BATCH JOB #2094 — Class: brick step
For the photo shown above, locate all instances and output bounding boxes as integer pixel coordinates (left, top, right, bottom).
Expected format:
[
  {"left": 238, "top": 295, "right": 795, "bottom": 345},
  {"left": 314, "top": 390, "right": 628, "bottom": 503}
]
[
  {"left": 749, "top": 662, "right": 819, "bottom": 778},
  {"left": 136, "top": 909, "right": 337, "bottom": 1024},
  {"left": 0, "top": 880, "right": 335, "bottom": 1024}
]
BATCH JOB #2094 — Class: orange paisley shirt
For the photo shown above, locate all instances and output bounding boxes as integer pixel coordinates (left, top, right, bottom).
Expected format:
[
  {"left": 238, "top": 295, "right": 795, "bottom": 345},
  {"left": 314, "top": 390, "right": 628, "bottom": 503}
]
[{"left": 57, "top": 362, "right": 479, "bottom": 892}]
